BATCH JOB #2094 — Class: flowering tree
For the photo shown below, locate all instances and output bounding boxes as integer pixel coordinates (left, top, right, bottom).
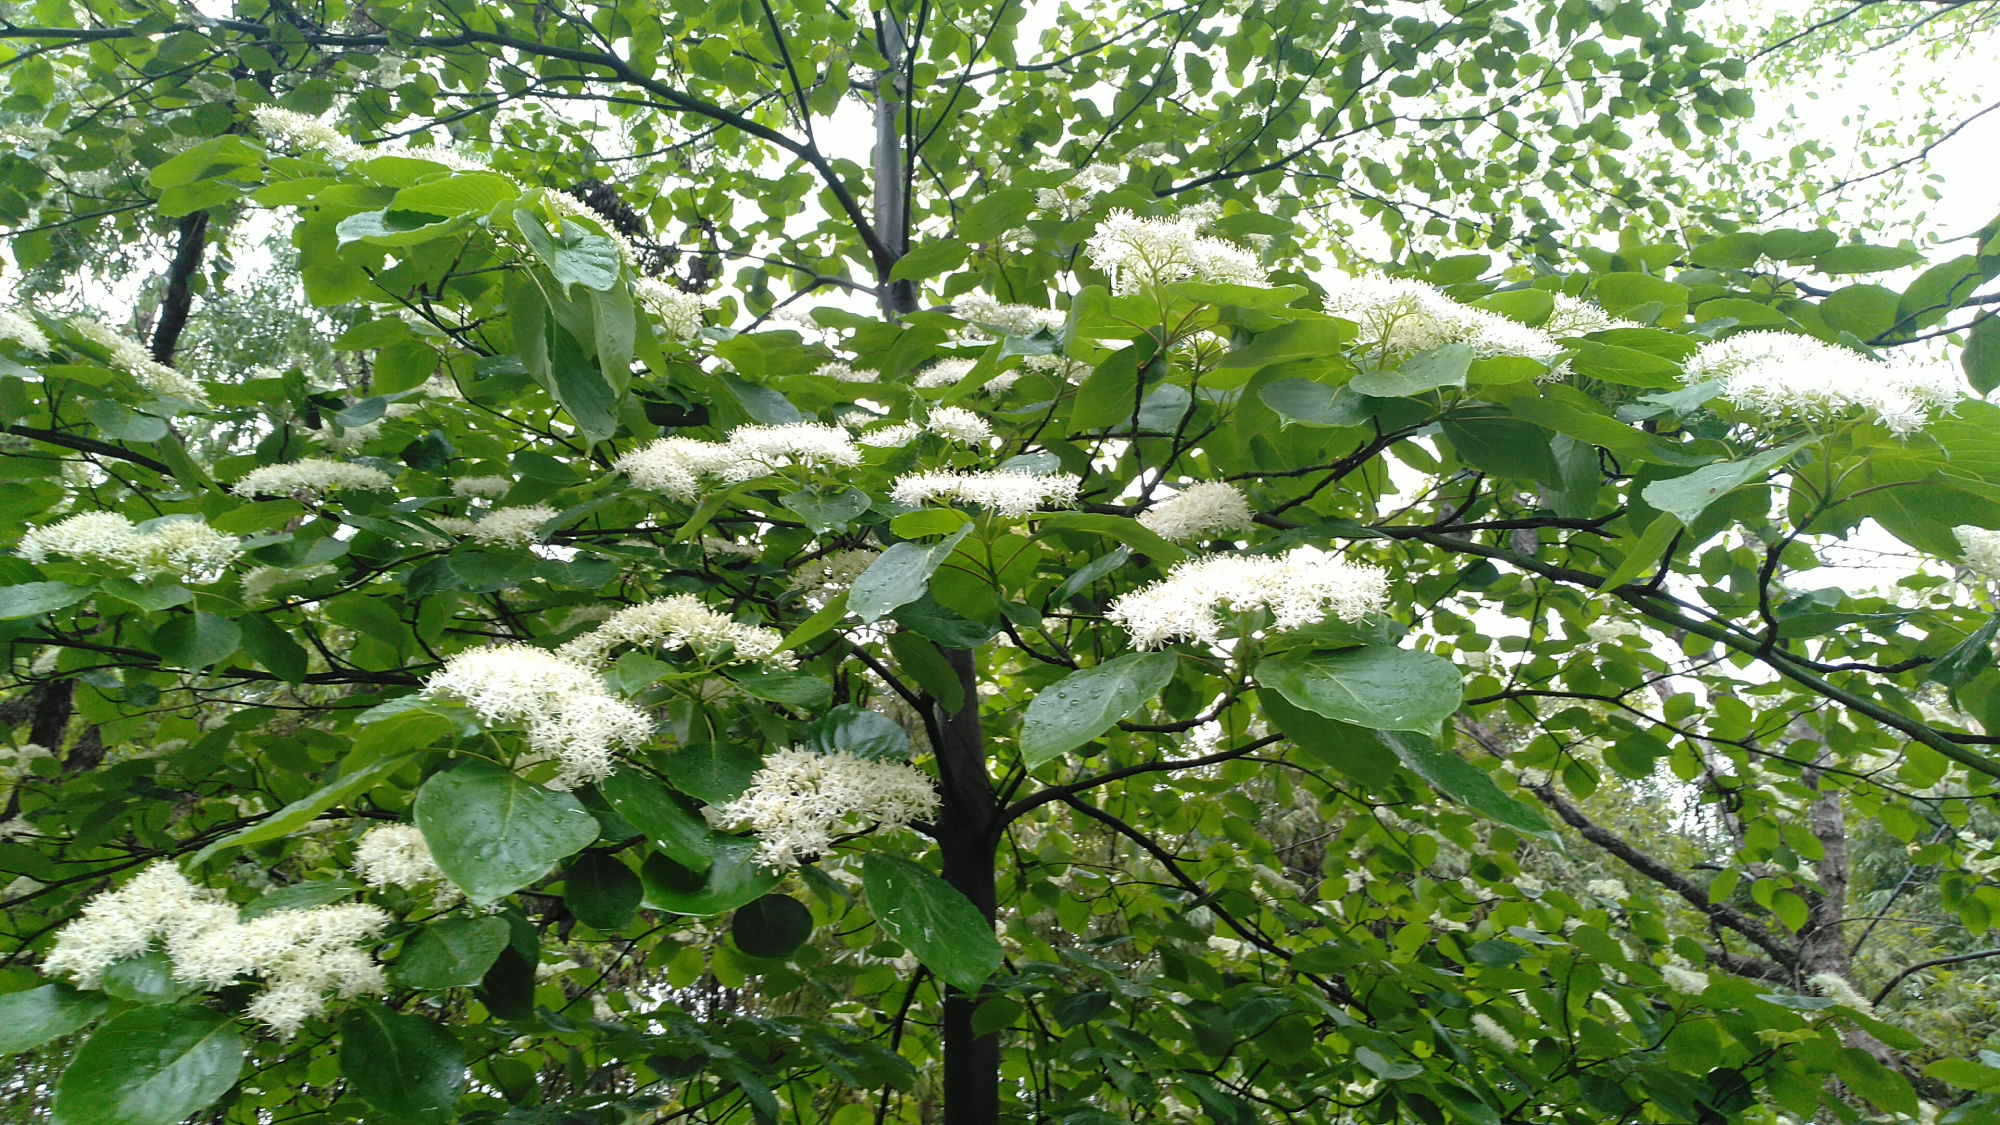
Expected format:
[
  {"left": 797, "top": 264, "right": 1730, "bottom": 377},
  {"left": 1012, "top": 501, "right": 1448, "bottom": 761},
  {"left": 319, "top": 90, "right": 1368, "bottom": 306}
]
[{"left": 3, "top": 2, "right": 2000, "bottom": 1124}]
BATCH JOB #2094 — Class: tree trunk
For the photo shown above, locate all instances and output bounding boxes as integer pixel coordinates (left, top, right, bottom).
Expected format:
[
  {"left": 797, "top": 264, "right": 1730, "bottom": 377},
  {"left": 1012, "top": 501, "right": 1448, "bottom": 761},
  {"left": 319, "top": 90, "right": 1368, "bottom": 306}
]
[
  {"left": 934, "top": 648, "right": 999, "bottom": 1125},
  {"left": 151, "top": 210, "right": 209, "bottom": 365},
  {"left": 873, "top": 13, "right": 916, "bottom": 317}
]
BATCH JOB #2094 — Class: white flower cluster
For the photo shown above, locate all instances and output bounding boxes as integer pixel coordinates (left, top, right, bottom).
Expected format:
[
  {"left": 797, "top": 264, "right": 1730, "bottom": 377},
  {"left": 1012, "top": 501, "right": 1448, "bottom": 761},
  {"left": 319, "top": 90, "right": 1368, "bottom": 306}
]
[
  {"left": 1955, "top": 525, "right": 2000, "bottom": 580},
  {"left": 19, "top": 511, "right": 242, "bottom": 583},
  {"left": 955, "top": 294, "right": 1066, "bottom": 338},
  {"left": 715, "top": 747, "right": 939, "bottom": 868},
  {"left": 1661, "top": 960, "right": 1710, "bottom": 996},
  {"left": 913, "top": 357, "right": 978, "bottom": 389},
  {"left": 68, "top": 316, "right": 208, "bottom": 403},
  {"left": 0, "top": 309, "right": 50, "bottom": 353},
  {"left": 1686, "top": 331, "right": 1961, "bottom": 438},
  {"left": 615, "top": 424, "right": 863, "bottom": 501},
  {"left": 1035, "top": 160, "right": 1126, "bottom": 220},
  {"left": 859, "top": 421, "right": 922, "bottom": 448},
  {"left": 230, "top": 458, "right": 398, "bottom": 498},
  {"left": 1469, "top": 1012, "right": 1518, "bottom": 1052},
  {"left": 0, "top": 742, "right": 51, "bottom": 804},
  {"left": 239, "top": 563, "right": 336, "bottom": 604},
  {"left": 463, "top": 504, "right": 558, "bottom": 548},
  {"left": 1321, "top": 276, "right": 1559, "bottom": 360},
  {"left": 43, "top": 863, "right": 390, "bottom": 1037},
  {"left": 890, "top": 469, "right": 1082, "bottom": 518},
  {"left": 789, "top": 548, "right": 879, "bottom": 604},
  {"left": 1109, "top": 546, "right": 1389, "bottom": 649},
  {"left": 632, "top": 278, "right": 711, "bottom": 340},
  {"left": 249, "top": 106, "right": 366, "bottom": 162},
  {"left": 1544, "top": 294, "right": 1636, "bottom": 337},
  {"left": 557, "top": 593, "right": 795, "bottom": 669},
  {"left": 1586, "top": 877, "right": 1629, "bottom": 899},
  {"left": 1584, "top": 619, "right": 1643, "bottom": 644},
  {"left": 1085, "top": 210, "right": 1266, "bottom": 295},
  {"left": 1808, "top": 971, "right": 1874, "bottom": 1013},
  {"left": 453, "top": 475, "right": 514, "bottom": 500},
  {"left": 351, "top": 824, "right": 457, "bottom": 907},
  {"left": 421, "top": 645, "right": 653, "bottom": 789},
  {"left": 924, "top": 407, "right": 992, "bottom": 445},
  {"left": 1136, "top": 482, "right": 1254, "bottom": 542},
  {"left": 812, "top": 361, "right": 879, "bottom": 383}
]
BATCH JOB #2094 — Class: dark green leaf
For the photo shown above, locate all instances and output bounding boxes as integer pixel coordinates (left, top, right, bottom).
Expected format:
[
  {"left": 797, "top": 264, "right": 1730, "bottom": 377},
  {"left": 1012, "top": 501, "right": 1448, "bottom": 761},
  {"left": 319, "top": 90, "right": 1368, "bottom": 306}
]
[
  {"left": 862, "top": 855, "right": 1002, "bottom": 992},
  {"left": 891, "top": 593, "right": 998, "bottom": 648},
  {"left": 150, "top": 612, "right": 241, "bottom": 669},
  {"left": 886, "top": 631, "right": 965, "bottom": 713},
  {"left": 1378, "top": 730, "right": 1554, "bottom": 839},
  {"left": 1258, "top": 380, "right": 1371, "bottom": 427},
  {"left": 54, "top": 1005, "right": 243, "bottom": 1125},
  {"left": 563, "top": 853, "right": 643, "bottom": 932},
  {"left": 0, "top": 581, "right": 88, "bottom": 619},
  {"left": 732, "top": 894, "right": 814, "bottom": 959},
  {"left": 237, "top": 612, "right": 309, "bottom": 681},
  {"left": 1020, "top": 652, "right": 1178, "bottom": 767},
  {"left": 849, "top": 524, "right": 973, "bottom": 624},
  {"left": 0, "top": 983, "right": 108, "bottom": 1054},
  {"left": 392, "top": 916, "right": 511, "bottom": 989},
  {"left": 1256, "top": 646, "right": 1463, "bottom": 736},
  {"left": 599, "top": 769, "right": 716, "bottom": 870},
  {"left": 806, "top": 704, "right": 911, "bottom": 760},
  {"left": 641, "top": 839, "right": 781, "bottom": 915},
  {"left": 338, "top": 1005, "right": 465, "bottom": 1125},
  {"left": 191, "top": 755, "right": 417, "bottom": 866},
  {"left": 413, "top": 760, "right": 600, "bottom": 904}
]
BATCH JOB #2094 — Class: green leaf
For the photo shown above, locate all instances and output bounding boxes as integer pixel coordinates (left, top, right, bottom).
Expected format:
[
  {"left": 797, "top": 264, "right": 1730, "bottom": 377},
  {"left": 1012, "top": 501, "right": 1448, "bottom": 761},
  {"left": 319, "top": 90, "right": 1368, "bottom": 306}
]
[
  {"left": 0, "top": 983, "right": 108, "bottom": 1054},
  {"left": 103, "top": 953, "right": 194, "bottom": 1005},
  {"left": 1820, "top": 284, "right": 1902, "bottom": 340},
  {"left": 891, "top": 593, "right": 998, "bottom": 648},
  {"left": 663, "top": 741, "right": 764, "bottom": 805},
  {"left": 147, "top": 134, "right": 262, "bottom": 189},
  {"left": 889, "top": 239, "right": 969, "bottom": 282},
  {"left": 849, "top": 524, "right": 974, "bottom": 624},
  {"left": 1216, "top": 317, "right": 1356, "bottom": 370},
  {"left": 1924, "top": 1057, "right": 2000, "bottom": 1093},
  {"left": 1565, "top": 341, "right": 1683, "bottom": 388},
  {"left": 237, "top": 612, "right": 309, "bottom": 681},
  {"left": 413, "top": 760, "right": 600, "bottom": 904},
  {"left": 731, "top": 894, "right": 814, "bottom": 959},
  {"left": 1965, "top": 312, "right": 2000, "bottom": 396},
  {"left": 779, "top": 590, "right": 850, "bottom": 653},
  {"left": 391, "top": 172, "right": 519, "bottom": 217},
  {"left": 151, "top": 612, "right": 241, "bottom": 669},
  {"left": 242, "top": 879, "right": 359, "bottom": 918},
  {"left": 862, "top": 854, "right": 1002, "bottom": 992},
  {"left": 98, "top": 578, "right": 192, "bottom": 612},
  {"left": 1256, "top": 646, "right": 1464, "bottom": 737},
  {"left": 1070, "top": 345, "right": 1152, "bottom": 432},
  {"left": 546, "top": 322, "right": 620, "bottom": 445},
  {"left": 725, "top": 667, "right": 833, "bottom": 712},
  {"left": 1019, "top": 652, "right": 1178, "bottom": 767},
  {"left": 1350, "top": 344, "right": 1473, "bottom": 397},
  {"left": 514, "top": 210, "right": 621, "bottom": 293},
  {"left": 1642, "top": 442, "right": 1806, "bottom": 525},
  {"left": 1473, "top": 288, "right": 1555, "bottom": 326},
  {"left": 1688, "top": 233, "right": 1763, "bottom": 270},
  {"left": 1258, "top": 380, "right": 1370, "bottom": 427},
  {"left": 806, "top": 704, "right": 912, "bottom": 760},
  {"left": 886, "top": 631, "right": 966, "bottom": 713},
  {"left": 1813, "top": 243, "right": 1925, "bottom": 275},
  {"left": 391, "top": 915, "right": 511, "bottom": 989},
  {"left": 641, "top": 838, "right": 781, "bottom": 915},
  {"left": 1036, "top": 513, "right": 1188, "bottom": 565},
  {"left": 562, "top": 853, "right": 642, "bottom": 932},
  {"left": 1377, "top": 730, "right": 1555, "bottom": 839},
  {"left": 1440, "top": 414, "right": 1560, "bottom": 483},
  {"left": 780, "top": 488, "right": 870, "bottom": 534},
  {"left": 599, "top": 769, "right": 715, "bottom": 871},
  {"left": 191, "top": 754, "right": 417, "bottom": 865},
  {"left": 0, "top": 581, "right": 88, "bottom": 619},
  {"left": 1597, "top": 515, "right": 1682, "bottom": 595},
  {"left": 89, "top": 401, "right": 168, "bottom": 442},
  {"left": 54, "top": 1005, "right": 244, "bottom": 1125},
  {"left": 338, "top": 1005, "right": 465, "bottom": 1125},
  {"left": 1262, "top": 691, "right": 1400, "bottom": 788},
  {"left": 335, "top": 208, "right": 467, "bottom": 248},
  {"left": 1834, "top": 1046, "right": 1919, "bottom": 1117},
  {"left": 958, "top": 189, "right": 1035, "bottom": 243}
]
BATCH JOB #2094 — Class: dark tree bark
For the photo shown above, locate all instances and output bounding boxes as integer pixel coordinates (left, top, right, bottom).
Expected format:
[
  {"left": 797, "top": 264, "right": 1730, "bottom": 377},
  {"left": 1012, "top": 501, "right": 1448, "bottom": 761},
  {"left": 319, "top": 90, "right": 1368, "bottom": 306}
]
[
  {"left": 150, "top": 210, "right": 209, "bottom": 365},
  {"left": 934, "top": 648, "right": 999, "bottom": 1125}
]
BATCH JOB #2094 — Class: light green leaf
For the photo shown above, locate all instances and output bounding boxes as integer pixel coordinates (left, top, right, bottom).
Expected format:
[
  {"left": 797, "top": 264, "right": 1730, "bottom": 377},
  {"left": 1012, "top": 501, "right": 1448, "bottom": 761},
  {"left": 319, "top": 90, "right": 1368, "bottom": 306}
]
[
  {"left": 414, "top": 760, "right": 600, "bottom": 904},
  {"left": 1216, "top": 317, "right": 1356, "bottom": 370},
  {"left": 889, "top": 239, "right": 969, "bottom": 282},
  {"left": 1377, "top": 730, "right": 1554, "bottom": 839},
  {"left": 849, "top": 524, "right": 974, "bottom": 624},
  {"left": 0, "top": 581, "right": 88, "bottom": 619},
  {"left": 515, "top": 210, "right": 621, "bottom": 294},
  {"left": 1641, "top": 441, "right": 1806, "bottom": 525},
  {"left": 191, "top": 754, "right": 418, "bottom": 866},
  {"left": 0, "top": 983, "right": 108, "bottom": 1054},
  {"left": 1256, "top": 646, "right": 1463, "bottom": 737},
  {"left": 1350, "top": 343, "right": 1473, "bottom": 397},
  {"left": 1019, "top": 652, "right": 1178, "bottom": 767},
  {"left": 54, "top": 1005, "right": 244, "bottom": 1125},
  {"left": 862, "top": 854, "right": 1002, "bottom": 992}
]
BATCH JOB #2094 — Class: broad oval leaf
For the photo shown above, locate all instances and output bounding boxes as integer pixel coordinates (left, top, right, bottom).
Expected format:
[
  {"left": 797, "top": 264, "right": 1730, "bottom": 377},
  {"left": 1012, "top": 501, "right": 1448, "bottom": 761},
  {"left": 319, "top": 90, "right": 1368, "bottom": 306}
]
[
  {"left": 413, "top": 760, "right": 600, "bottom": 904},
  {"left": 599, "top": 768, "right": 716, "bottom": 871},
  {"left": 1376, "top": 730, "right": 1554, "bottom": 839},
  {"left": 337, "top": 1005, "right": 465, "bottom": 1125},
  {"left": 54, "top": 1005, "right": 244, "bottom": 1125},
  {"left": 150, "top": 611, "right": 241, "bottom": 669},
  {"left": 0, "top": 982, "right": 108, "bottom": 1054},
  {"left": 562, "top": 852, "right": 643, "bottom": 933},
  {"left": 0, "top": 581, "right": 89, "bottom": 619},
  {"left": 861, "top": 854, "right": 1002, "bottom": 993},
  {"left": 1256, "top": 646, "right": 1463, "bottom": 737},
  {"left": 731, "top": 893, "right": 814, "bottom": 959},
  {"left": 392, "top": 915, "right": 511, "bottom": 989},
  {"left": 849, "top": 524, "right": 974, "bottom": 624},
  {"left": 640, "top": 838, "right": 780, "bottom": 916},
  {"left": 1019, "top": 652, "right": 1178, "bottom": 767}
]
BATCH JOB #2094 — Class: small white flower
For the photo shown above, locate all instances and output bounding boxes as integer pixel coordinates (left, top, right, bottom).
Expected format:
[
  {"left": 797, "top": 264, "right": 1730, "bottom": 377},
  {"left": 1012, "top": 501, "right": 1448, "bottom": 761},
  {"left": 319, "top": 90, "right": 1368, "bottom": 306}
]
[
  {"left": 1586, "top": 878, "right": 1628, "bottom": 900},
  {"left": 452, "top": 475, "right": 514, "bottom": 500},
  {"left": 1136, "top": 482, "right": 1254, "bottom": 542},
  {"left": 42, "top": 863, "right": 240, "bottom": 989},
  {"left": 249, "top": 106, "right": 366, "bottom": 162},
  {"left": 1470, "top": 1012, "right": 1518, "bottom": 1051},
  {"left": 172, "top": 902, "right": 391, "bottom": 1037},
  {"left": 632, "top": 278, "right": 710, "bottom": 340},
  {"left": 614, "top": 425, "right": 862, "bottom": 501},
  {"left": 18, "top": 512, "right": 242, "bottom": 584},
  {"left": 889, "top": 469, "right": 1082, "bottom": 518},
  {"left": 1322, "top": 275, "right": 1559, "bottom": 360},
  {"left": 352, "top": 824, "right": 454, "bottom": 899},
  {"left": 1085, "top": 210, "right": 1266, "bottom": 294},
  {"left": 714, "top": 747, "right": 939, "bottom": 868},
  {"left": 1544, "top": 294, "right": 1636, "bottom": 337},
  {"left": 812, "top": 361, "right": 879, "bottom": 383},
  {"left": 925, "top": 406, "right": 992, "bottom": 445},
  {"left": 914, "top": 358, "right": 979, "bottom": 389},
  {"left": 1034, "top": 161, "right": 1126, "bottom": 219},
  {"left": 1955, "top": 526, "right": 2000, "bottom": 579},
  {"left": 0, "top": 309, "right": 50, "bottom": 353},
  {"left": 465, "top": 504, "right": 558, "bottom": 548},
  {"left": 1661, "top": 960, "right": 1710, "bottom": 996},
  {"left": 421, "top": 645, "right": 654, "bottom": 789},
  {"left": 1808, "top": 971, "right": 1874, "bottom": 1014},
  {"left": 955, "top": 294, "right": 1066, "bottom": 338},
  {"left": 1687, "top": 331, "right": 1960, "bottom": 438},
  {"left": 230, "top": 458, "right": 397, "bottom": 498},
  {"left": 859, "top": 422, "right": 922, "bottom": 448},
  {"left": 557, "top": 594, "right": 795, "bottom": 670},
  {"left": 1110, "top": 546, "right": 1388, "bottom": 649},
  {"left": 68, "top": 316, "right": 208, "bottom": 403}
]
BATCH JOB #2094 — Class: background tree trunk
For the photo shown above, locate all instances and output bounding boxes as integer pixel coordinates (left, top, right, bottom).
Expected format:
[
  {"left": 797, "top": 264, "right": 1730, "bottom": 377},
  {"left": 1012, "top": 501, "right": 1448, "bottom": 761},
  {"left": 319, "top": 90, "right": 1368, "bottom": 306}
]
[{"left": 151, "top": 210, "right": 209, "bottom": 365}]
